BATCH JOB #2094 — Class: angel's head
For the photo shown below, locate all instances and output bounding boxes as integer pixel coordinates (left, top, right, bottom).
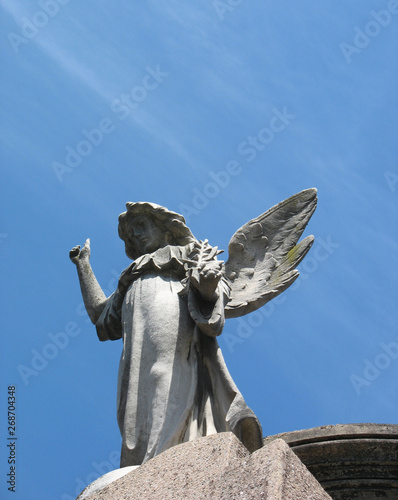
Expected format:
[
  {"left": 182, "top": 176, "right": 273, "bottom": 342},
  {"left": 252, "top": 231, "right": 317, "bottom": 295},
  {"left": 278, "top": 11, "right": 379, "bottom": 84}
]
[{"left": 118, "top": 202, "right": 196, "bottom": 259}]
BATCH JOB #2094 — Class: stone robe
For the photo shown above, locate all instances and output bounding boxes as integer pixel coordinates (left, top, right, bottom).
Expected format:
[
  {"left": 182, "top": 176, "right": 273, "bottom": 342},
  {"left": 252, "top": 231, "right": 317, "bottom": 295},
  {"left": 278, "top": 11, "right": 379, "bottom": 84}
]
[{"left": 96, "top": 244, "right": 262, "bottom": 467}]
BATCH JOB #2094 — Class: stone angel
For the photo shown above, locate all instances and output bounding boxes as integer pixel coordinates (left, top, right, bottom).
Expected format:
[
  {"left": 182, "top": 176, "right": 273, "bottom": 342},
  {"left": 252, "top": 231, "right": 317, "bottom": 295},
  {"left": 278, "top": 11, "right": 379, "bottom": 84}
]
[{"left": 69, "top": 188, "right": 317, "bottom": 467}]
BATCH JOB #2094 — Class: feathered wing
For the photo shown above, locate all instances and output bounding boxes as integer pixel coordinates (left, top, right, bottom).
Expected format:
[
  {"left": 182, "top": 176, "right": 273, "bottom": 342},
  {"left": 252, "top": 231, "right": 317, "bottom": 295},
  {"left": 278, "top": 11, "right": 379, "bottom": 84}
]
[{"left": 224, "top": 188, "right": 317, "bottom": 319}]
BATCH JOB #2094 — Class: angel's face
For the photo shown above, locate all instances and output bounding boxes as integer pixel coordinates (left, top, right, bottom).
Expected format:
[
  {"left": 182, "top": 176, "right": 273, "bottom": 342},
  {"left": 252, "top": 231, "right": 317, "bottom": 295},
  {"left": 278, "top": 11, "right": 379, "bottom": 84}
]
[{"left": 128, "top": 215, "right": 167, "bottom": 255}]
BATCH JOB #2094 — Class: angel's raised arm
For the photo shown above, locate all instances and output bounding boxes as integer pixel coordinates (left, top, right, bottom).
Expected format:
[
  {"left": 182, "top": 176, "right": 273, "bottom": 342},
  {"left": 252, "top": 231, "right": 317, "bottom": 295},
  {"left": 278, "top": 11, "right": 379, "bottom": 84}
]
[{"left": 69, "top": 238, "right": 107, "bottom": 324}]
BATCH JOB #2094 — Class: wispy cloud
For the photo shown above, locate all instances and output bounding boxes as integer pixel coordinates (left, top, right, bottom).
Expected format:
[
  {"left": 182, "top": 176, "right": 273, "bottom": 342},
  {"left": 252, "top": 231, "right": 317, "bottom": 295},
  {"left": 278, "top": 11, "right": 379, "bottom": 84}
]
[{"left": 2, "top": 1, "right": 114, "bottom": 101}]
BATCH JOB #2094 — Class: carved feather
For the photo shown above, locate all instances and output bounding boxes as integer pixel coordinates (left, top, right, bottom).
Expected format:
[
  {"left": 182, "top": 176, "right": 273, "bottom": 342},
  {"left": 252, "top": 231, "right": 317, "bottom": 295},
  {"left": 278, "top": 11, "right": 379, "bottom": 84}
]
[{"left": 224, "top": 188, "right": 317, "bottom": 318}]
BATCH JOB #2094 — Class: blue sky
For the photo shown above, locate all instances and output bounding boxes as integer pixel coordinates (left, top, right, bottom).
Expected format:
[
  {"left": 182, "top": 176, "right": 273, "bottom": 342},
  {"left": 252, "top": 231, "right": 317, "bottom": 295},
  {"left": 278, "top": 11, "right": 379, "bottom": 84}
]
[{"left": 1, "top": 1, "right": 397, "bottom": 498}]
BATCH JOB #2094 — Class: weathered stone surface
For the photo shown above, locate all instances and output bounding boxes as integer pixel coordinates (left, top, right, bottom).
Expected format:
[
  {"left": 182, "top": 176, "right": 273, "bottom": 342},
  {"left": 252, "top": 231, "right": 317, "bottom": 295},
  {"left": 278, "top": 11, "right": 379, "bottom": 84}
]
[
  {"left": 264, "top": 423, "right": 398, "bottom": 499},
  {"left": 220, "top": 436, "right": 331, "bottom": 500},
  {"left": 82, "top": 432, "right": 330, "bottom": 499},
  {"left": 82, "top": 432, "right": 248, "bottom": 499}
]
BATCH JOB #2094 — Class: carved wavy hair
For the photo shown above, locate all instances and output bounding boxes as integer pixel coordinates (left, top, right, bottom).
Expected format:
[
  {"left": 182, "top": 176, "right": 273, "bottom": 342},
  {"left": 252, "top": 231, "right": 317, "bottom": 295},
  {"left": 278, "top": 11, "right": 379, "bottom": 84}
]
[{"left": 118, "top": 202, "right": 196, "bottom": 260}]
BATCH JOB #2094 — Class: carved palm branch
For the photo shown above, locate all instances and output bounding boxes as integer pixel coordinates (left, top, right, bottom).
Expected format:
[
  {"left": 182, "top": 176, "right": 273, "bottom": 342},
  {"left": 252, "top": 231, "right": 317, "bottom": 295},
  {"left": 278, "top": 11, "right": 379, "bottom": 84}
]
[
  {"left": 223, "top": 188, "right": 317, "bottom": 319},
  {"left": 179, "top": 239, "right": 224, "bottom": 293}
]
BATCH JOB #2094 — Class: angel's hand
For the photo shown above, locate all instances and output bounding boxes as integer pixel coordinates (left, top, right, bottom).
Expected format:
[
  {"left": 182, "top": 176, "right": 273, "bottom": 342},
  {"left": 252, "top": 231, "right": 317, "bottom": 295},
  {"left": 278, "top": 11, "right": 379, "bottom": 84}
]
[
  {"left": 69, "top": 238, "right": 91, "bottom": 266},
  {"left": 191, "top": 263, "right": 222, "bottom": 302}
]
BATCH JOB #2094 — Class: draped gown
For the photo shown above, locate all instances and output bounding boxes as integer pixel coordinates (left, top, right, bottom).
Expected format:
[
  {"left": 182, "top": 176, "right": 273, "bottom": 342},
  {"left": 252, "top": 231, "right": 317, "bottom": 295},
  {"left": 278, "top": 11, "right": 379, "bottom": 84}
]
[{"left": 95, "top": 244, "right": 262, "bottom": 467}]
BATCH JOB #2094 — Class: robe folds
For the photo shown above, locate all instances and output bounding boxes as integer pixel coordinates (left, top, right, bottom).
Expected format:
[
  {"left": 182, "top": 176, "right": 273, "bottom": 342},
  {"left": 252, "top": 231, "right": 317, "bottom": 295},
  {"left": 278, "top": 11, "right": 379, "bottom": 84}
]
[{"left": 96, "top": 244, "right": 263, "bottom": 467}]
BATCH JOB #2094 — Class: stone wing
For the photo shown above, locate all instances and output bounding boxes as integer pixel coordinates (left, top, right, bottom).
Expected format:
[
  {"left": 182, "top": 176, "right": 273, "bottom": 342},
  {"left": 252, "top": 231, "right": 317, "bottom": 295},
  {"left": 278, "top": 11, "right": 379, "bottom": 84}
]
[{"left": 224, "top": 188, "right": 317, "bottom": 319}]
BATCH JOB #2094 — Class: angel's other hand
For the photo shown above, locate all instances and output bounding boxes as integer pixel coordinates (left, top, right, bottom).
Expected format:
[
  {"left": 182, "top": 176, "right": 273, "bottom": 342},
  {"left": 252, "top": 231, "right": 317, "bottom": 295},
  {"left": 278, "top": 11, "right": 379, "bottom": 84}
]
[
  {"left": 194, "top": 265, "right": 222, "bottom": 301},
  {"left": 69, "top": 238, "right": 91, "bottom": 265}
]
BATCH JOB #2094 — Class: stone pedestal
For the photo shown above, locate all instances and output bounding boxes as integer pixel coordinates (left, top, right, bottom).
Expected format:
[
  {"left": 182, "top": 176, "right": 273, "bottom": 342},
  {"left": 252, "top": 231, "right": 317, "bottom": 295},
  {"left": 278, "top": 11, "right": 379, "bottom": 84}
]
[
  {"left": 78, "top": 423, "right": 398, "bottom": 499},
  {"left": 79, "top": 432, "right": 330, "bottom": 499}
]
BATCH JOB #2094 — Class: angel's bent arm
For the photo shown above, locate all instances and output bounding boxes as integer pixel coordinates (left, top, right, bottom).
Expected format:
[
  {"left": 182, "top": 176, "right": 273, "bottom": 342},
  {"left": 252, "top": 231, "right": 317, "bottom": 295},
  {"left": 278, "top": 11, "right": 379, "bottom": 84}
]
[{"left": 69, "top": 239, "right": 107, "bottom": 324}]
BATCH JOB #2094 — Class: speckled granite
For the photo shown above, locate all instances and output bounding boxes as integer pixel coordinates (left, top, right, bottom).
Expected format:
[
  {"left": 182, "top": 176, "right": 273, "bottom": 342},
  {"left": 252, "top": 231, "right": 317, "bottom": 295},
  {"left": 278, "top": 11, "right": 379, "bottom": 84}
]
[
  {"left": 82, "top": 432, "right": 330, "bottom": 499},
  {"left": 220, "top": 436, "right": 331, "bottom": 499}
]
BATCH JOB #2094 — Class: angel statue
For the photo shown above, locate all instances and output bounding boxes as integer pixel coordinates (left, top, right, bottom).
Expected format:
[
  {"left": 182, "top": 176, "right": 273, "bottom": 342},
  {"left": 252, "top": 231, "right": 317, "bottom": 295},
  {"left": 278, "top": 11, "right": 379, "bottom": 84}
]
[{"left": 69, "top": 188, "right": 317, "bottom": 468}]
